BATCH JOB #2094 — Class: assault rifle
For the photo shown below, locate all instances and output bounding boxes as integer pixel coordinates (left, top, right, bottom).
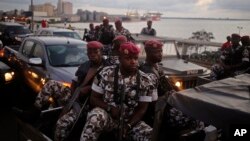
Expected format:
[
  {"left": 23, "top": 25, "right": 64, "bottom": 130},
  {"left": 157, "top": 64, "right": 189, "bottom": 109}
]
[{"left": 118, "top": 84, "right": 126, "bottom": 141}]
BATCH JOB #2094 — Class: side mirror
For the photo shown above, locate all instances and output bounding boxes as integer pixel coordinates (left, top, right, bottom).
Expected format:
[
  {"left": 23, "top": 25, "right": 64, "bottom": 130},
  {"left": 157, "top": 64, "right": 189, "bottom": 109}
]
[
  {"left": 29, "top": 57, "right": 43, "bottom": 66},
  {"left": 0, "top": 40, "right": 3, "bottom": 49}
]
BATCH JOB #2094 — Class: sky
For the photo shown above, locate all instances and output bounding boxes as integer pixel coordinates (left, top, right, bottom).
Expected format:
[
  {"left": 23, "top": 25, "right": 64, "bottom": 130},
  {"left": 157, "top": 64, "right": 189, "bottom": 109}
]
[{"left": 0, "top": 0, "right": 250, "bottom": 19}]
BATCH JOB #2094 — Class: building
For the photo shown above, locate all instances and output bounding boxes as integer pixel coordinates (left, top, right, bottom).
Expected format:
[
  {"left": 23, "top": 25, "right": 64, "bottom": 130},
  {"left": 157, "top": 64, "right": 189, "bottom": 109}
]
[
  {"left": 32, "top": 3, "right": 55, "bottom": 16},
  {"left": 57, "top": 0, "right": 63, "bottom": 15},
  {"left": 63, "top": 1, "right": 73, "bottom": 15}
]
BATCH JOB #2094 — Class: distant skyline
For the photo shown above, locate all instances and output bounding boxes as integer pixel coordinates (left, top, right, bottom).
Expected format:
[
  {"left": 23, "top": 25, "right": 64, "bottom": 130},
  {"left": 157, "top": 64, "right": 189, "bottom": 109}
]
[{"left": 0, "top": 0, "right": 250, "bottom": 19}]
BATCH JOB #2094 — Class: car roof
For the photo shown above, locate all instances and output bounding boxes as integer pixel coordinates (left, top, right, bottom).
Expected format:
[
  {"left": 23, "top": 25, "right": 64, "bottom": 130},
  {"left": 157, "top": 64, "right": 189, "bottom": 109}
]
[
  {"left": 26, "top": 36, "right": 86, "bottom": 46},
  {"left": 37, "top": 28, "right": 75, "bottom": 32},
  {"left": 0, "top": 22, "right": 23, "bottom": 26}
]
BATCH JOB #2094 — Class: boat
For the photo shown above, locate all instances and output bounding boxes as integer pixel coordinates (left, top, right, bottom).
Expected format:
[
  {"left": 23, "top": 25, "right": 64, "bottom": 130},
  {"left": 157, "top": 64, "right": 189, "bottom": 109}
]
[
  {"left": 121, "top": 10, "right": 141, "bottom": 22},
  {"left": 142, "top": 12, "right": 162, "bottom": 21}
]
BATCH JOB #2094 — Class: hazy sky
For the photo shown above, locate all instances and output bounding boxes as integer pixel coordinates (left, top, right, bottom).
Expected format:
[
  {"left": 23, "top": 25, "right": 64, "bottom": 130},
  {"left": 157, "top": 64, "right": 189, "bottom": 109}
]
[{"left": 0, "top": 0, "right": 250, "bottom": 19}]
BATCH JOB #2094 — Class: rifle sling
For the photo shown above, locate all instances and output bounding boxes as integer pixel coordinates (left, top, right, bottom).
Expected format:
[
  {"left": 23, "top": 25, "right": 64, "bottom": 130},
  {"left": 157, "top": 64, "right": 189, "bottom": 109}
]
[{"left": 114, "top": 65, "right": 140, "bottom": 104}]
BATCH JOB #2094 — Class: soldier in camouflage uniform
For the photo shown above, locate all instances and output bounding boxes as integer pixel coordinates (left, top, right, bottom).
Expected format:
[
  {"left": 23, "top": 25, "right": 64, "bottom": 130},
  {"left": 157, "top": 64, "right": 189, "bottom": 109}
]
[
  {"left": 240, "top": 35, "right": 250, "bottom": 73},
  {"left": 98, "top": 18, "right": 115, "bottom": 56},
  {"left": 141, "top": 40, "right": 207, "bottom": 141},
  {"left": 106, "top": 35, "right": 127, "bottom": 65},
  {"left": 80, "top": 42, "right": 156, "bottom": 141},
  {"left": 210, "top": 33, "right": 249, "bottom": 80},
  {"left": 54, "top": 41, "right": 108, "bottom": 141},
  {"left": 114, "top": 20, "right": 133, "bottom": 41}
]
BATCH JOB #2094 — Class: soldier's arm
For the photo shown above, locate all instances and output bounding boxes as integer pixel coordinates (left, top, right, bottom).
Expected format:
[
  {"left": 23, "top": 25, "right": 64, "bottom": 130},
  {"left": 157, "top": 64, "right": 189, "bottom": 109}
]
[{"left": 127, "top": 101, "right": 149, "bottom": 126}]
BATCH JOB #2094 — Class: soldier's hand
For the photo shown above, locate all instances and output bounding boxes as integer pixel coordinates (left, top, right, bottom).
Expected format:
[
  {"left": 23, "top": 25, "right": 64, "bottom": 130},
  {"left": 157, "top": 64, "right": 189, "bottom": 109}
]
[{"left": 110, "top": 106, "right": 120, "bottom": 120}]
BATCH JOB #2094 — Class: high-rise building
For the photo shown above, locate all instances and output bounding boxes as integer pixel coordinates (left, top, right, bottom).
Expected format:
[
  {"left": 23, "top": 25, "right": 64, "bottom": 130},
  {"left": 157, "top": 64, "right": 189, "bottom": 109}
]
[
  {"left": 31, "top": 3, "right": 55, "bottom": 16},
  {"left": 63, "top": 1, "right": 73, "bottom": 15},
  {"left": 57, "top": 0, "right": 63, "bottom": 15}
]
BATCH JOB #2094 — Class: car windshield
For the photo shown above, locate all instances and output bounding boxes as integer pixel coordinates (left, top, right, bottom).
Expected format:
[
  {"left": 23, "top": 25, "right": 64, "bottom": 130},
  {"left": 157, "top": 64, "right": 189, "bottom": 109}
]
[
  {"left": 6, "top": 26, "right": 31, "bottom": 35},
  {"left": 46, "top": 44, "right": 88, "bottom": 67},
  {"left": 54, "top": 31, "right": 81, "bottom": 40}
]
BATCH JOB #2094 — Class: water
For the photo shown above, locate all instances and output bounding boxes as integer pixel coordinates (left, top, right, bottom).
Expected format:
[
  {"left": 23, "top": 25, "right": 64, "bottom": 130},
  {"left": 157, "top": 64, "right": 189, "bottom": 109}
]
[{"left": 53, "top": 18, "right": 250, "bottom": 43}]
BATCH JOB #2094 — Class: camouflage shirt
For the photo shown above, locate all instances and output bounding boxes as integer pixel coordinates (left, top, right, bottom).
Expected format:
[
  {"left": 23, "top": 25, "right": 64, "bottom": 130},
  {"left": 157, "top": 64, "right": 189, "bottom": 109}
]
[
  {"left": 114, "top": 27, "right": 132, "bottom": 41},
  {"left": 91, "top": 65, "right": 156, "bottom": 119}
]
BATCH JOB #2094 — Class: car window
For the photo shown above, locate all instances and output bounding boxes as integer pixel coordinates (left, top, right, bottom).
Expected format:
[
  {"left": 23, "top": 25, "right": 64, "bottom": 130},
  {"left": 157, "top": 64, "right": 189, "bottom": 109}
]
[
  {"left": 22, "top": 40, "right": 34, "bottom": 57},
  {"left": 46, "top": 44, "right": 87, "bottom": 66},
  {"left": 32, "top": 43, "right": 44, "bottom": 58},
  {"left": 5, "top": 26, "right": 31, "bottom": 35},
  {"left": 54, "top": 32, "right": 81, "bottom": 40},
  {"left": 40, "top": 31, "right": 48, "bottom": 35}
]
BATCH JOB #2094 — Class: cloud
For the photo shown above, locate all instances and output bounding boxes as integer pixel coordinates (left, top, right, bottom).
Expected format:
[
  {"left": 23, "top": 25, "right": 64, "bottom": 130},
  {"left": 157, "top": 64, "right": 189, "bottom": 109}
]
[{"left": 0, "top": 0, "right": 250, "bottom": 18}]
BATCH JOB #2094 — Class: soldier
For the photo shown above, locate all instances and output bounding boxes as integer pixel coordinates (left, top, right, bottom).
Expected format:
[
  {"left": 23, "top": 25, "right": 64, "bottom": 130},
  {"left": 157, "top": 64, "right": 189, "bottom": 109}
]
[
  {"left": 210, "top": 33, "right": 248, "bottom": 80},
  {"left": 98, "top": 18, "right": 115, "bottom": 56},
  {"left": 52, "top": 41, "right": 108, "bottom": 141},
  {"left": 83, "top": 23, "right": 97, "bottom": 42},
  {"left": 240, "top": 35, "right": 250, "bottom": 72},
  {"left": 80, "top": 42, "right": 155, "bottom": 141},
  {"left": 141, "top": 40, "right": 208, "bottom": 141},
  {"left": 114, "top": 19, "right": 133, "bottom": 41},
  {"left": 141, "top": 20, "right": 156, "bottom": 36},
  {"left": 106, "top": 35, "right": 127, "bottom": 65}
]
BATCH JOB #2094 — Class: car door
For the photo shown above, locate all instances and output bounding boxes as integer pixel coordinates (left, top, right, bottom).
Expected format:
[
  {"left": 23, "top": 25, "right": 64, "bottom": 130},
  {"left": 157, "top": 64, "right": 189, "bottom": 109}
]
[{"left": 27, "top": 42, "right": 48, "bottom": 93}]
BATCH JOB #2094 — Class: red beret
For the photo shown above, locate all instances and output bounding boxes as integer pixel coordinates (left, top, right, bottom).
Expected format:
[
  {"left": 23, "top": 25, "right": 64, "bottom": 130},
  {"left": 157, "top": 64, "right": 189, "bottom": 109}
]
[
  {"left": 145, "top": 40, "right": 163, "bottom": 49},
  {"left": 115, "top": 19, "right": 122, "bottom": 24},
  {"left": 103, "top": 18, "right": 109, "bottom": 23},
  {"left": 241, "top": 35, "right": 250, "bottom": 42},
  {"left": 231, "top": 33, "right": 241, "bottom": 39},
  {"left": 119, "top": 42, "right": 140, "bottom": 55},
  {"left": 113, "top": 35, "right": 127, "bottom": 43},
  {"left": 87, "top": 41, "right": 103, "bottom": 49}
]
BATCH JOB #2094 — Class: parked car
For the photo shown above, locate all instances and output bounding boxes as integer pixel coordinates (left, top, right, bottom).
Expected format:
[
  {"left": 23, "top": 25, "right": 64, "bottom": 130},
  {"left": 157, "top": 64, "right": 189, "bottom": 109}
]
[
  {"left": 35, "top": 28, "right": 82, "bottom": 40},
  {"left": 0, "top": 22, "right": 32, "bottom": 46},
  {"left": 3, "top": 36, "right": 88, "bottom": 93}
]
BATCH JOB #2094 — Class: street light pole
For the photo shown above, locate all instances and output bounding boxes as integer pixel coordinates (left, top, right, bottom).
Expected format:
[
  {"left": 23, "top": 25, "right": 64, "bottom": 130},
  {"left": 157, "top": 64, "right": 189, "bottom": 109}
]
[
  {"left": 31, "top": 0, "right": 34, "bottom": 32},
  {"left": 237, "top": 26, "right": 243, "bottom": 35}
]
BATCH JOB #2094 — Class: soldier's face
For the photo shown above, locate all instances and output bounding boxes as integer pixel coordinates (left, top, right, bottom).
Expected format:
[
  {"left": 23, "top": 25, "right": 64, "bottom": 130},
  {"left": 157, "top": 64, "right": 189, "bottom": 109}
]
[
  {"left": 119, "top": 54, "right": 139, "bottom": 73},
  {"left": 147, "top": 48, "right": 163, "bottom": 63},
  {"left": 87, "top": 48, "right": 102, "bottom": 64}
]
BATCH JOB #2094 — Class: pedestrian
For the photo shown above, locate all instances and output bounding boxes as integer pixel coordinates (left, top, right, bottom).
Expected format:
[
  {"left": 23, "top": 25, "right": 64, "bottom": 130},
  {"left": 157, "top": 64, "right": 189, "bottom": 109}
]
[
  {"left": 80, "top": 42, "right": 155, "bottom": 141},
  {"left": 141, "top": 20, "right": 156, "bottom": 36},
  {"left": 83, "top": 23, "right": 96, "bottom": 42}
]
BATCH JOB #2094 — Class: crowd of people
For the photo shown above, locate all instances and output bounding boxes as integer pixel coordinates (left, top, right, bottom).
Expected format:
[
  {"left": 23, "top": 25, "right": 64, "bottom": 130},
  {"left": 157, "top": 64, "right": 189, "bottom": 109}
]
[
  {"left": 15, "top": 19, "right": 250, "bottom": 141},
  {"left": 210, "top": 33, "right": 250, "bottom": 80}
]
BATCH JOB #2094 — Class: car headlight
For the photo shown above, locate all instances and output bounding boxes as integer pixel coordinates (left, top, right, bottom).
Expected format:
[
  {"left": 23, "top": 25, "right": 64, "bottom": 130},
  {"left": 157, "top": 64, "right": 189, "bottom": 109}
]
[
  {"left": 4, "top": 71, "right": 15, "bottom": 82},
  {"left": 175, "top": 81, "right": 182, "bottom": 88}
]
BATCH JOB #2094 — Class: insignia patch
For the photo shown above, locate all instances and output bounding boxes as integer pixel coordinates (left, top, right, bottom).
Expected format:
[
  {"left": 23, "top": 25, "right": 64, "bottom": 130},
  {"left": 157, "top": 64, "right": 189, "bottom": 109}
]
[
  {"left": 124, "top": 49, "right": 129, "bottom": 54},
  {"left": 153, "top": 43, "right": 157, "bottom": 48}
]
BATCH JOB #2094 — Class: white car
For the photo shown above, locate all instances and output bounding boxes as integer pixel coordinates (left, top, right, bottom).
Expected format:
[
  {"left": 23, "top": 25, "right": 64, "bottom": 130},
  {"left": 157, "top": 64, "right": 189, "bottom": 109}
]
[{"left": 36, "top": 28, "right": 82, "bottom": 40}]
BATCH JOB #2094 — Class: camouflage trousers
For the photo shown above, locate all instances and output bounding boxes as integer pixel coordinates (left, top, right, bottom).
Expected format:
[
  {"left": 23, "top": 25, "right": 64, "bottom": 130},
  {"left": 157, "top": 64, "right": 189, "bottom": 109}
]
[
  {"left": 34, "top": 80, "right": 72, "bottom": 109},
  {"left": 210, "top": 64, "right": 225, "bottom": 80},
  {"left": 55, "top": 109, "right": 78, "bottom": 141},
  {"left": 80, "top": 107, "right": 152, "bottom": 141}
]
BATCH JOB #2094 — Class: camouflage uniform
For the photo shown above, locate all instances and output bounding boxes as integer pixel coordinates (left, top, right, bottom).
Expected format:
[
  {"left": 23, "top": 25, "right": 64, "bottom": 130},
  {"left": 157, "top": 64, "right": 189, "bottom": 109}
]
[
  {"left": 210, "top": 44, "right": 248, "bottom": 80},
  {"left": 114, "top": 27, "right": 132, "bottom": 41},
  {"left": 140, "top": 62, "right": 205, "bottom": 139},
  {"left": 80, "top": 65, "right": 156, "bottom": 141},
  {"left": 34, "top": 80, "right": 72, "bottom": 109},
  {"left": 98, "top": 25, "right": 115, "bottom": 55},
  {"left": 55, "top": 60, "right": 107, "bottom": 141}
]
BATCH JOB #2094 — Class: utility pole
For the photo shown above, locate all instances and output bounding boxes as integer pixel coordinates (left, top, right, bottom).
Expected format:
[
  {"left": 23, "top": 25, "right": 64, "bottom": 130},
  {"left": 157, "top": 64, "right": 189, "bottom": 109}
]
[
  {"left": 237, "top": 26, "right": 243, "bottom": 35},
  {"left": 31, "top": 0, "right": 34, "bottom": 32}
]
